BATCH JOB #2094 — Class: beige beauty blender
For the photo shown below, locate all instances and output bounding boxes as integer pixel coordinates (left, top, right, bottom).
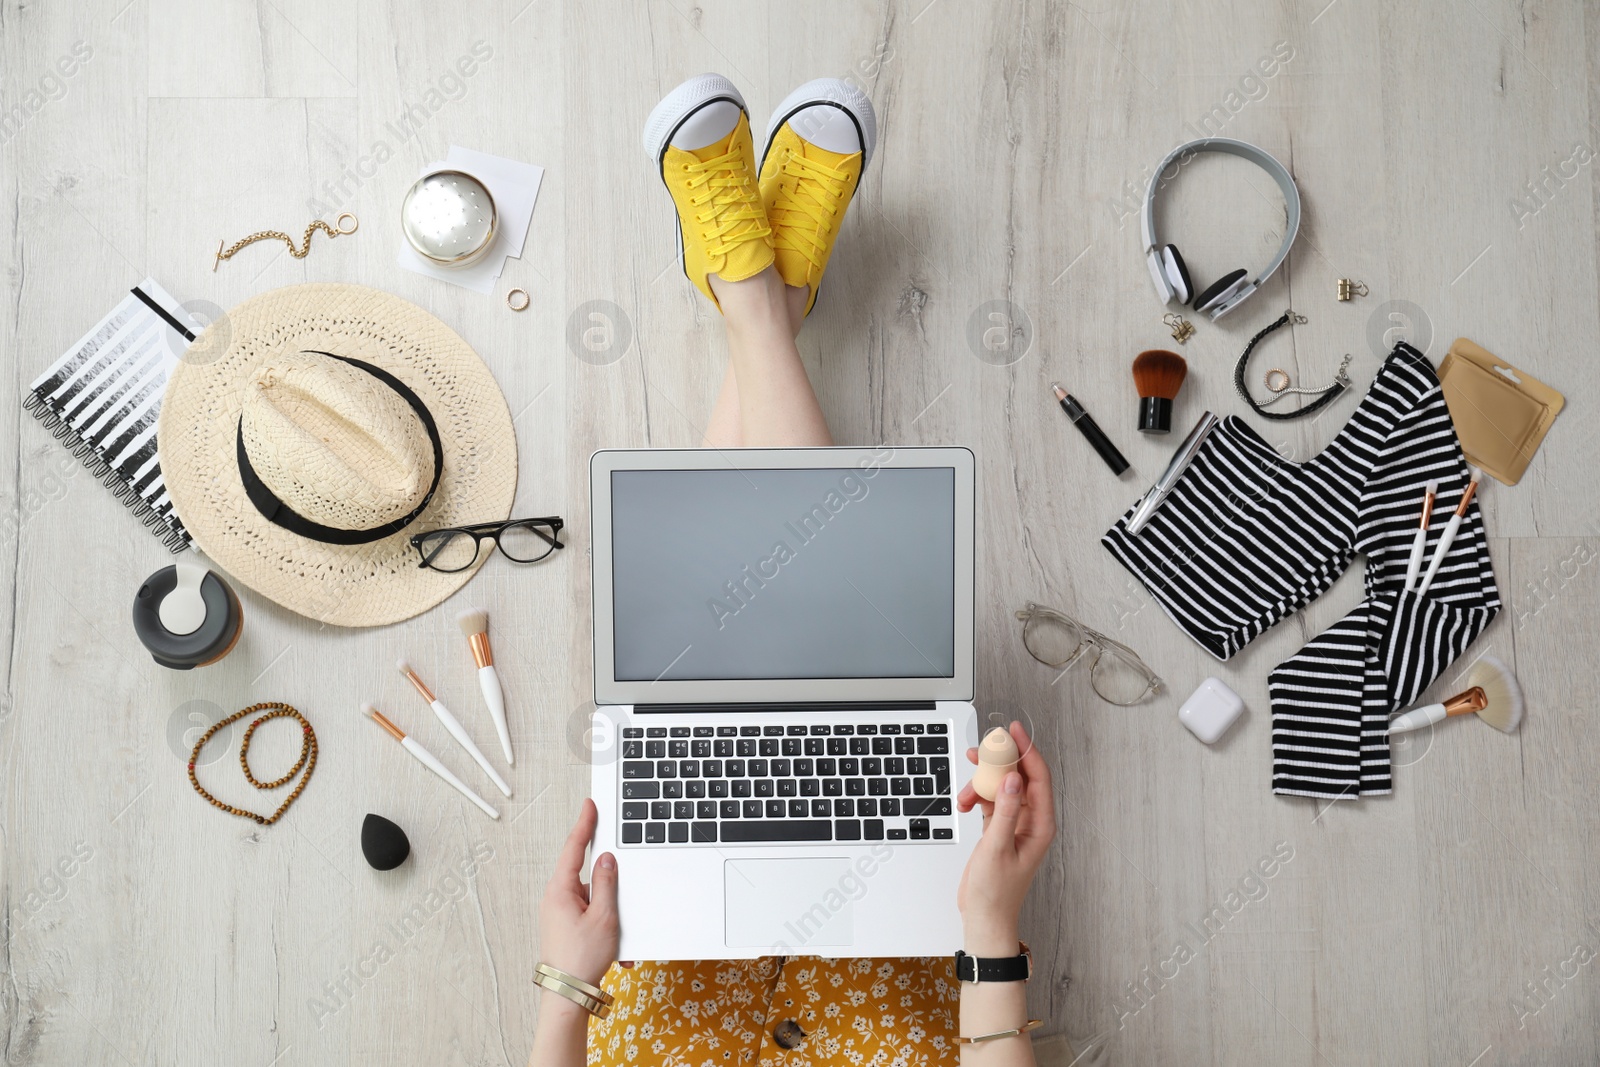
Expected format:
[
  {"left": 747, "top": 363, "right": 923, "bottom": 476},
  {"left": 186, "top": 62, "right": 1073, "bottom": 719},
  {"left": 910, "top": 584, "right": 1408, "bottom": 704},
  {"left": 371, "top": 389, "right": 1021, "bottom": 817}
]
[{"left": 971, "top": 727, "right": 1020, "bottom": 801}]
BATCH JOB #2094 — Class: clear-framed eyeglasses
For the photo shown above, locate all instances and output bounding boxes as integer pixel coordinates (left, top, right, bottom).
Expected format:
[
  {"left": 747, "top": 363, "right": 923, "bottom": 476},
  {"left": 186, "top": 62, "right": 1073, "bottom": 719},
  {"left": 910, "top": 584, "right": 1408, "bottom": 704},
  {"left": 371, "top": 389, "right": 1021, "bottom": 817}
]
[{"left": 1015, "top": 602, "right": 1163, "bottom": 706}]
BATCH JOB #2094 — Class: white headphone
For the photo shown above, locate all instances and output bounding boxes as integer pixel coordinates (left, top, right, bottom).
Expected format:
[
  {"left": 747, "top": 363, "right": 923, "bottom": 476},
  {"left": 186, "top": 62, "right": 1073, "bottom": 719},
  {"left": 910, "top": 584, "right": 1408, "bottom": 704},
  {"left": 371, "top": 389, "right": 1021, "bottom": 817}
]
[{"left": 1143, "top": 138, "right": 1301, "bottom": 321}]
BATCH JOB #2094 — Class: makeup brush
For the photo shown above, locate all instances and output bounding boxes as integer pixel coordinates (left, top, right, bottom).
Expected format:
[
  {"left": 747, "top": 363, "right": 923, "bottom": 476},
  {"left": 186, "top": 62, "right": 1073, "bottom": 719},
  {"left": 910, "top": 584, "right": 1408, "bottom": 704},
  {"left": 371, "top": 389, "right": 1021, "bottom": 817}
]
[
  {"left": 397, "top": 658, "right": 513, "bottom": 798},
  {"left": 457, "top": 608, "right": 512, "bottom": 765},
  {"left": 1132, "top": 349, "right": 1188, "bottom": 434},
  {"left": 1387, "top": 656, "right": 1524, "bottom": 735},
  {"left": 1402, "top": 479, "right": 1439, "bottom": 592},
  {"left": 364, "top": 704, "right": 500, "bottom": 819},
  {"left": 1415, "top": 468, "right": 1481, "bottom": 596}
]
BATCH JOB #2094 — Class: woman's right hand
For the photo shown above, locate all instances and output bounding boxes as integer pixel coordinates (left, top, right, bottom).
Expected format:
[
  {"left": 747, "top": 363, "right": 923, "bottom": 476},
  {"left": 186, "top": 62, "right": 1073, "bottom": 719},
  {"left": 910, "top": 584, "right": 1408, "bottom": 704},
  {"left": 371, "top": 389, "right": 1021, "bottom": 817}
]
[
  {"left": 954, "top": 721, "right": 1056, "bottom": 953},
  {"left": 538, "top": 799, "right": 620, "bottom": 985}
]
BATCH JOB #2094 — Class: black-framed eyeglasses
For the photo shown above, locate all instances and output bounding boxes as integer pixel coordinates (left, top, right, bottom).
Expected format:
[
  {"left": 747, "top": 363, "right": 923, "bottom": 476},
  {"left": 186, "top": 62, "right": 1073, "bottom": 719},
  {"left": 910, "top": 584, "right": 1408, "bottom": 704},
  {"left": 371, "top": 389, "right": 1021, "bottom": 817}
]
[{"left": 409, "top": 517, "right": 565, "bottom": 572}]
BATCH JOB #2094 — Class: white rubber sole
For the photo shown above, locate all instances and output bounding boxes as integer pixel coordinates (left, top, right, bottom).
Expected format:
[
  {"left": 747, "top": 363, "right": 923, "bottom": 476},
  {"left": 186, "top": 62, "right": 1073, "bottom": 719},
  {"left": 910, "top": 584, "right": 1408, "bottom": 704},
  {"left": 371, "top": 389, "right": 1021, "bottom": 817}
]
[
  {"left": 642, "top": 73, "right": 747, "bottom": 163},
  {"left": 763, "top": 77, "right": 878, "bottom": 169}
]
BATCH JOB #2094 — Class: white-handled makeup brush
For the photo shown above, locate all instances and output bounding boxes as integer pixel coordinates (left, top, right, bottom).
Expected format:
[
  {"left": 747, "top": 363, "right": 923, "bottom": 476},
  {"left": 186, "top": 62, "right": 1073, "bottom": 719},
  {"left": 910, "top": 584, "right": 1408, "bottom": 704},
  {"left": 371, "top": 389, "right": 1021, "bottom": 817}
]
[
  {"left": 1402, "top": 479, "right": 1439, "bottom": 592},
  {"left": 397, "top": 659, "right": 513, "bottom": 798},
  {"left": 457, "top": 608, "right": 511, "bottom": 765},
  {"left": 1387, "top": 656, "right": 1523, "bottom": 735},
  {"left": 364, "top": 703, "right": 500, "bottom": 819},
  {"left": 1415, "top": 469, "right": 1481, "bottom": 597}
]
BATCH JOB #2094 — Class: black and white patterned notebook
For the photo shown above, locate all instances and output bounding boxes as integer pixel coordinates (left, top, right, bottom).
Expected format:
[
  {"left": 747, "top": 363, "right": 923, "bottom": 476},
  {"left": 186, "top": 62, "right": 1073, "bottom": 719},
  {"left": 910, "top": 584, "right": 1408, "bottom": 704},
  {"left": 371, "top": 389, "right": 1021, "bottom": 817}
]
[{"left": 23, "top": 279, "right": 198, "bottom": 552}]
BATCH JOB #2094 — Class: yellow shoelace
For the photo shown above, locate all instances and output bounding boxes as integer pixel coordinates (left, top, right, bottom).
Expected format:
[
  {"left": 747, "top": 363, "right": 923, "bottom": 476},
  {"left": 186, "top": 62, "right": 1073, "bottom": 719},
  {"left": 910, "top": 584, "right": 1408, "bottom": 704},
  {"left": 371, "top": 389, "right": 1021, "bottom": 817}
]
[
  {"left": 769, "top": 151, "right": 855, "bottom": 271},
  {"left": 683, "top": 144, "right": 771, "bottom": 257}
]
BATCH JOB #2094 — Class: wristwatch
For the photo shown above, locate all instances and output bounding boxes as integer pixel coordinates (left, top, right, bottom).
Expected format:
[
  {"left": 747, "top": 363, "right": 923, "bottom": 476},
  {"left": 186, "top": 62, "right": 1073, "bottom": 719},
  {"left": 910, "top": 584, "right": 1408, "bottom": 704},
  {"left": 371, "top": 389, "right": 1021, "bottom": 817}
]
[{"left": 954, "top": 941, "right": 1032, "bottom": 984}]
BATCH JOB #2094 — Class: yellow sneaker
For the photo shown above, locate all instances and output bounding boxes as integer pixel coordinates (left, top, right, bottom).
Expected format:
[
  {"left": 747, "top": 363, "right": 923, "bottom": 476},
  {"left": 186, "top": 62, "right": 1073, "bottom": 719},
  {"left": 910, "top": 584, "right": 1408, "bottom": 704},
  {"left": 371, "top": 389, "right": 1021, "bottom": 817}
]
[
  {"left": 644, "top": 74, "right": 773, "bottom": 309},
  {"left": 759, "top": 79, "right": 878, "bottom": 316}
]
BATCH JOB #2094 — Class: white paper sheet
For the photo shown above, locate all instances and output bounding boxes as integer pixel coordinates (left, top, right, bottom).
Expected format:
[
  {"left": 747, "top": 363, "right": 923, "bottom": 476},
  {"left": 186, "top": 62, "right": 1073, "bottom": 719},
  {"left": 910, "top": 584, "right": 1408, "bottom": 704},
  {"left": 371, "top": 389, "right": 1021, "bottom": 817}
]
[{"left": 396, "top": 146, "right": 545, "bottom": 293}]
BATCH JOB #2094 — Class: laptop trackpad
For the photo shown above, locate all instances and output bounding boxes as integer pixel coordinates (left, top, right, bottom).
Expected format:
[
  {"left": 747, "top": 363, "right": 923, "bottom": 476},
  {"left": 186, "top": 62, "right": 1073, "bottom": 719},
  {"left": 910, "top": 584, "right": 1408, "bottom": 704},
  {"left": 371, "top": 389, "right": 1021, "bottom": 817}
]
[{"left": 725, "top": 859, "right": 855, "bottom": 949}]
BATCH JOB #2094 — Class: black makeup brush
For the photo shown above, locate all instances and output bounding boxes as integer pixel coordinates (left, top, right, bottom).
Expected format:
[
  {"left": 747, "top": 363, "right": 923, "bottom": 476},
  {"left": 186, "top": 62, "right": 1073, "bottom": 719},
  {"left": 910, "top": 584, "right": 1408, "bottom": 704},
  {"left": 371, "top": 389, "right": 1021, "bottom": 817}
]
[{"left": 1133, "top": 349, "right": 1188, "bottom": 434}]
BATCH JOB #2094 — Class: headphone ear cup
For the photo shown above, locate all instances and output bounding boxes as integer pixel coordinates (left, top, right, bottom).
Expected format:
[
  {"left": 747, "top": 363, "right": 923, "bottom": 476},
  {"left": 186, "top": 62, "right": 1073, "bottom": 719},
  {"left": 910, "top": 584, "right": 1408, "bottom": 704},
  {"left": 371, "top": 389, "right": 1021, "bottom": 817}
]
[
  {"left": 1193, "top": 267, "right": 1249, "bottom": 312},
  {"left": 1160, "top": 246, "right": 1194, "bottom": 304}
]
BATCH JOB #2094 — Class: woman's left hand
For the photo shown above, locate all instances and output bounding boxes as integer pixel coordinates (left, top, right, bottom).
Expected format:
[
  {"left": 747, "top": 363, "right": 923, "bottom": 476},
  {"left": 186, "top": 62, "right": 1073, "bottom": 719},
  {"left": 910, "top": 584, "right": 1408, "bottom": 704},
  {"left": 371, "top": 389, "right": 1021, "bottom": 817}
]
[
  {"left": 954, "top": 721, "right": 1056, "bottom": 952},
  {"left": 538, "top": 799, "right": 620, "bottom": 986}
]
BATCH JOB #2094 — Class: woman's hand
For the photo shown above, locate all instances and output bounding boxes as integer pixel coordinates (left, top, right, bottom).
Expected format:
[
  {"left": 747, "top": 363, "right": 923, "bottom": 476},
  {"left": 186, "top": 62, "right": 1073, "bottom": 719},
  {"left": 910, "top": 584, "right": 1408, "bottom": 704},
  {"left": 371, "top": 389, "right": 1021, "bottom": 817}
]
[
  {"left": 955, "top": 721, "right": 1056, "bottom": 954},
  {"left": 538, "top": 799, "right": 620, "bottom": 985}
]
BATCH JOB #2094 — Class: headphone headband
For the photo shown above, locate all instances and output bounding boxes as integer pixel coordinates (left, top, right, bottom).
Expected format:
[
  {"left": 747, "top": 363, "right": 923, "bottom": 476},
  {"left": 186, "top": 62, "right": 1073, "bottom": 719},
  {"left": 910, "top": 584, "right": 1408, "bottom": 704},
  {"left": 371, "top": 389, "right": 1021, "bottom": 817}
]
[{"left": 1142, "top": 138, "right": 1301, "bottom": 319}]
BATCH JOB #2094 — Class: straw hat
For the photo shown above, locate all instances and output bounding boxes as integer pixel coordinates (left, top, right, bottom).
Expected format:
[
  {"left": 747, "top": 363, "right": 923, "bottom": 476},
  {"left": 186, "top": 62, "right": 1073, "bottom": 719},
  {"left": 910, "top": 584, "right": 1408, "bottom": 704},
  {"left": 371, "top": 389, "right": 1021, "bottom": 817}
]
[{"left": 158, "top": 283, "right": 517, "bottom": 627}]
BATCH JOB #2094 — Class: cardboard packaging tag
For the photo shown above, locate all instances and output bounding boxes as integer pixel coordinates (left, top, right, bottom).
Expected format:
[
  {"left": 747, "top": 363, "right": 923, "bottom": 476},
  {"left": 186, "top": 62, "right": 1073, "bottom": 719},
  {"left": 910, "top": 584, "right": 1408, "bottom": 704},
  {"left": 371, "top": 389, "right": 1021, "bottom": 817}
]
[{"left": 1438, "top": 338, "right": 1564, "bottom": 485}]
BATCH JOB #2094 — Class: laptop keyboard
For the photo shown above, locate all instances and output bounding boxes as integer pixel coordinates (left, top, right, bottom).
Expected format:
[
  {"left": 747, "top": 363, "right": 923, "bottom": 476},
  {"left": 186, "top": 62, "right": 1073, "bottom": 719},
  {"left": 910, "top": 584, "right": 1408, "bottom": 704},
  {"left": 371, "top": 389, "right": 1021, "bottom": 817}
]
[{"left": 616, "top": 723, "right": 955, "bottom": 846}]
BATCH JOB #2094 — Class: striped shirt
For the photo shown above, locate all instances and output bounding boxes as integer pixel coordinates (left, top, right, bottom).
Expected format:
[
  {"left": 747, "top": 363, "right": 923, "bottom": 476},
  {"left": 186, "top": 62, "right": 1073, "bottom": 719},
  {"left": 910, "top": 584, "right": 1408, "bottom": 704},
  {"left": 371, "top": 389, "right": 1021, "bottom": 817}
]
[{"left": 1103, "top": 344, "right": 1499, "bottom": 798}]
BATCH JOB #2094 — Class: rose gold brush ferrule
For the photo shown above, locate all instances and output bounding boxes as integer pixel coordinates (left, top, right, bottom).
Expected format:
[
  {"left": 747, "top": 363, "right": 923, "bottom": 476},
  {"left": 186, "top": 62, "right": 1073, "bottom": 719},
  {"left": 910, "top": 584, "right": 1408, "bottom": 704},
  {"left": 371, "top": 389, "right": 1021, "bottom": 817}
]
[
  {"left": 468, "top": 631, "right": 493, "bottom": 668},
  {"left": 1443, "top": 686, "right": 1488, "bottom": 717},
  {"left": 1418, "top": 490, "right": 1436, "bottom": 530},
  {"left": 1454, "top": 479, "right": 1478, "bottom": 517},
  {"left": 369, "top": 708, "right": 407, "bottom": 741},
  {"left": 402, "top": 666, "right": 436, "bottom": 703}
]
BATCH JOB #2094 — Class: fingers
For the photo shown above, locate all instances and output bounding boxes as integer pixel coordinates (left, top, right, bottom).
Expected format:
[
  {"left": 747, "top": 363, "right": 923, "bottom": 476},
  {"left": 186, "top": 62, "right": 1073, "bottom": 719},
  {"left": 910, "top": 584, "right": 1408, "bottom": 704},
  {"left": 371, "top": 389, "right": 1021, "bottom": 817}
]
[
  {"left": 965, "top": 746, "right": 978, "bottom": 766},
  {"left": 554, "top": 798, "right": 599, "bottom": 883},
  {"left": 1010, "top": 720, "right": 1037, "bottom": 762},
  {"left": 588, "top": 851, "right": 619, "bottom": 921},
  {"left": 982, "top": 771, "right": 1025, "bottom": 852},
  {"left": 956, "top": 781, "right": 994, "bottom": 820}
]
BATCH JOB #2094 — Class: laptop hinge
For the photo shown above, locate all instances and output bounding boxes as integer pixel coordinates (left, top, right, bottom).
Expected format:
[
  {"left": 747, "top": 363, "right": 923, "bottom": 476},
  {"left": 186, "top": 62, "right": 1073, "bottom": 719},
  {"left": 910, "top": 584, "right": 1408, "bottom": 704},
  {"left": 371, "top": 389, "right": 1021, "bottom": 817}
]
[{"left": 631, "top": 700, "right": 939, "bottom": 715}]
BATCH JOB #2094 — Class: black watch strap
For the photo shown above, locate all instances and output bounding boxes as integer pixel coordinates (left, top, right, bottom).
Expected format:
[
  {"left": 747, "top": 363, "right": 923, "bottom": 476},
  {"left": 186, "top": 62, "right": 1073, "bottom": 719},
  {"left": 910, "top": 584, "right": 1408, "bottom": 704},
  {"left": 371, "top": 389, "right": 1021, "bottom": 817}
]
[{"left": 954, "top": 942, "right": 1032, "bottom": 984}]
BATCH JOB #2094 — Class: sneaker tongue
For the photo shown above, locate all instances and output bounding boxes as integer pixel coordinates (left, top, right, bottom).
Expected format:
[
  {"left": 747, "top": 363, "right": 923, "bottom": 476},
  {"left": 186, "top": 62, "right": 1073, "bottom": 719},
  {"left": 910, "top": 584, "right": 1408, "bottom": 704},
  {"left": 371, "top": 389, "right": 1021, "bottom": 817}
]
[
  {"left": 685, "top": 127, "right": 740, "bottom": 164},
  {"left": 792, "top": 139, "right": 859, "bottom": 171}
]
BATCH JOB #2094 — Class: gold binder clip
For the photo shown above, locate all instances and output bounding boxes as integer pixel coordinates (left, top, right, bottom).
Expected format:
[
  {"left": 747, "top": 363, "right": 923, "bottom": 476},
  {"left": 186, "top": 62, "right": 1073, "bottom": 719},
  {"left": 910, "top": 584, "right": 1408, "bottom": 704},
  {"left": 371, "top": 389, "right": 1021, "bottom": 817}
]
[
  {"left": 1336, "top": 279, "right": 1369, "bottom": 301},
  {"left": 1163, "top": 312, "right": 1195, "bottom": 344}
]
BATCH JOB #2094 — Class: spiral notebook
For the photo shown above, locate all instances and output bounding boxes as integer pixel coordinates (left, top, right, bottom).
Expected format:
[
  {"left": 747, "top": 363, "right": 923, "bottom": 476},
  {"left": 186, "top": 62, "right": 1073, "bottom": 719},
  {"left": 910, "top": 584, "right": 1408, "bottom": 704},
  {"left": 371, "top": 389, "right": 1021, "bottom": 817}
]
[{"left": 23, "top": 279, "right": 199, "bottom": 552}]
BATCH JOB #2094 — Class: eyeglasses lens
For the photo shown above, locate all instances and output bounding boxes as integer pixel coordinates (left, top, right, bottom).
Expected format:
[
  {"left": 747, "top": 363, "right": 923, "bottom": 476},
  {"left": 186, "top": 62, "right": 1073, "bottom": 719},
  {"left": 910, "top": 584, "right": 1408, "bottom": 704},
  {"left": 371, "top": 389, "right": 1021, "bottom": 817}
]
[
  {"left": 1090, "top": 650, "right": 1157, "bottom": 705},
  {"left": 1023, "top": 611, "right": 1086, "bottom": 668},
  {"left": 421, "top": 531, "right": 481, "bottom": 572},
  {"left": 497, "top": 521, "right": 559, "bottom": 563}
]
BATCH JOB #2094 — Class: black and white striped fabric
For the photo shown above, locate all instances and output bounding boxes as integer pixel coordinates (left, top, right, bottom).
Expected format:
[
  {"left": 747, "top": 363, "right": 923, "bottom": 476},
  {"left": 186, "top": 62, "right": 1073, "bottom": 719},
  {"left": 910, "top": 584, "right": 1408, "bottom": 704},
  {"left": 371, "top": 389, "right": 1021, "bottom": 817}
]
[
  {"left": 1102, "top": 344, "right": 1500, "bottom": 799},
  {"left": 24, "top": 280, "right": 196, "bottom": 552}
]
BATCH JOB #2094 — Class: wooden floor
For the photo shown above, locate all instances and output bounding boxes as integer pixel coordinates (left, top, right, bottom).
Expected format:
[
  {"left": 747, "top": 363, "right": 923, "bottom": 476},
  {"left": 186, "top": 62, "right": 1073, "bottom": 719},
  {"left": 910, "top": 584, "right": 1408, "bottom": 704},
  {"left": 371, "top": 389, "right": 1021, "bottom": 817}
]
[{"left": 4, "top": 1, "right": 1599, "bottom": 1064}]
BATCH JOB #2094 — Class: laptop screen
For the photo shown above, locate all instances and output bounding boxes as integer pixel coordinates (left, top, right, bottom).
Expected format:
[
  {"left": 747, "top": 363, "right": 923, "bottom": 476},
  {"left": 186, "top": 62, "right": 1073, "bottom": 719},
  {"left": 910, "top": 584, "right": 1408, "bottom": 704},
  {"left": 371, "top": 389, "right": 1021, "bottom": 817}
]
[{"left": 609, "top": 466, "right": 956, "bottom": 682}]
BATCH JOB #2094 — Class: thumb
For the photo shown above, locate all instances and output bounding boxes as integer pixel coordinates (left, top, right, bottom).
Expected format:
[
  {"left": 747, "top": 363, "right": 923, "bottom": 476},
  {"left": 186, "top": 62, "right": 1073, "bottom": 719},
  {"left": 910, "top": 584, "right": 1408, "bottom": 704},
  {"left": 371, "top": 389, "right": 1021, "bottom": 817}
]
[
  {"left": 983, "top": 773, "right": 1025, "bottom": 852},
  {"left": 588, "top": 852, "right": 619, "bottom": 918}
]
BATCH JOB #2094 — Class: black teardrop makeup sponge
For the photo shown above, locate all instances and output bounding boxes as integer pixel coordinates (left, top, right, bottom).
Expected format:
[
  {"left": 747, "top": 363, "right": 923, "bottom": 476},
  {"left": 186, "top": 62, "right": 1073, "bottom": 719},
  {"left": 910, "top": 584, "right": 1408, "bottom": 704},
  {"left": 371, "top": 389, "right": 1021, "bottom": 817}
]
[{"left": 361, "top": 813, "right": 410, "bottom": 871}]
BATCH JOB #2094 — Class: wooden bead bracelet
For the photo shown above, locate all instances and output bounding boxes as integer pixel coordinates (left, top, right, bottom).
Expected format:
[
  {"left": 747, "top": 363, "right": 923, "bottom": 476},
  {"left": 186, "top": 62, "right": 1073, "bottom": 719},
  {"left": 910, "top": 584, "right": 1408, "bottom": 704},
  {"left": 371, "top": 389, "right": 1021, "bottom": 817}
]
[{"left": 187, "top": 702, "right": 317, "bottom": 825}]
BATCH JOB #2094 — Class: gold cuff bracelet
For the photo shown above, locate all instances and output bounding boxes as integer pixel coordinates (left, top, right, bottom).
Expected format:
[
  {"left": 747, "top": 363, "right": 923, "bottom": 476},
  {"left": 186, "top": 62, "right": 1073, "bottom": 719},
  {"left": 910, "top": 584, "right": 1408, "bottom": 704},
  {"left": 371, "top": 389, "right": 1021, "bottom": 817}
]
[{"left": 533, "top": 963, "right": 614, "bottom": 1019}]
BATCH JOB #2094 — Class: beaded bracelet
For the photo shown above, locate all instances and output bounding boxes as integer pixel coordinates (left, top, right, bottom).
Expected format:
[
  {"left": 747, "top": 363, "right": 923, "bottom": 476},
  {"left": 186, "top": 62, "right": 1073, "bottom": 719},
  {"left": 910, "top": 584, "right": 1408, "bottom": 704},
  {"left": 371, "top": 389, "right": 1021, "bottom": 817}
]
[{"left": 188, "top": 703, "right": 317, "bottom": 825}]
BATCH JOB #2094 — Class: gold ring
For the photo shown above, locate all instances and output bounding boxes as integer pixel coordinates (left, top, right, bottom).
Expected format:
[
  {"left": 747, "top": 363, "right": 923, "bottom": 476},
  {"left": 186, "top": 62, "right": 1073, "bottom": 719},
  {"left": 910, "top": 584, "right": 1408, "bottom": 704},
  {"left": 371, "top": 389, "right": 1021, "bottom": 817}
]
[
  {"left": 1264, "top": 368, "right": 1290, "bottom": 393},
  {"left": 336, "top": 212, "right": 359, "bottom": 235},
  {"left": 505, "top": 287, "right": 531, "bottom": 312}
]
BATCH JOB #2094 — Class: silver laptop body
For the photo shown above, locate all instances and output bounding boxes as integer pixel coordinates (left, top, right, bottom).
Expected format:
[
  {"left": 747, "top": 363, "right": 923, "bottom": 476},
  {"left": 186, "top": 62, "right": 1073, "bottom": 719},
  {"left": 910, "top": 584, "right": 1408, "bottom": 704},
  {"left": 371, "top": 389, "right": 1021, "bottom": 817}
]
[{"left": 589, "top": 446, "right": 981, "bottom": 960}]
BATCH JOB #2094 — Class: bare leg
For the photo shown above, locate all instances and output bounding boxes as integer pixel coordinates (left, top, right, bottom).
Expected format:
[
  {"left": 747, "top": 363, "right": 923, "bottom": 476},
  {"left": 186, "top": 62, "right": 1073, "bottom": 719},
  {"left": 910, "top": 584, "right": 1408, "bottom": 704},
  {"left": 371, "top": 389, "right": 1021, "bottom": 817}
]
[
  {"left": 784, "top": 283, "right": 808, "bottom": 331},
  {"left": 701, "top": 281, "right": 810, "bottom": 447},
  {"left": 703, "top": 368, "right": 743, "bottom": 448},
  {"left": 705, "top": 270, "right": 826, "bottom": 447}
]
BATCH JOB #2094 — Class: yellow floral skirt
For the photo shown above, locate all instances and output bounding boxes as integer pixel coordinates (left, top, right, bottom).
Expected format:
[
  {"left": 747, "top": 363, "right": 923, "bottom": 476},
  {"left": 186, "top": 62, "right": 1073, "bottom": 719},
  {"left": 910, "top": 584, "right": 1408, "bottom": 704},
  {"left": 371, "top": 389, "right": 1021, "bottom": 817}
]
[{"left": 587, "top": 957, "right": 960, "bottom": 1067}]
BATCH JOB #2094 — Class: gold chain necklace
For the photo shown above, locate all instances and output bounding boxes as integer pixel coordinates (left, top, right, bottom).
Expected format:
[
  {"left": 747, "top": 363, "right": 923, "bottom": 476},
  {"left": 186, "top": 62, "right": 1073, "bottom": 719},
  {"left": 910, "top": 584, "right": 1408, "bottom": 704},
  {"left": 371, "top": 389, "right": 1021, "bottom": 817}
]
[
  {"left": 187, "top": 702, "right": 318, "bottom": 825},
  {"left": 213, "top": 213, "right": 358, "bottom": 271}
]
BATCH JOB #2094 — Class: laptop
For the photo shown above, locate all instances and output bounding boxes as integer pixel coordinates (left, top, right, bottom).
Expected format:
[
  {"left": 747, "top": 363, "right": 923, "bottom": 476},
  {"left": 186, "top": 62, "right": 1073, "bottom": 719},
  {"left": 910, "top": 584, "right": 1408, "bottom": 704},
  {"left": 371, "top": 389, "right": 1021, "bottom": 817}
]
[{"left": 589, "top": 446, "right": 981, "bottom": 960}]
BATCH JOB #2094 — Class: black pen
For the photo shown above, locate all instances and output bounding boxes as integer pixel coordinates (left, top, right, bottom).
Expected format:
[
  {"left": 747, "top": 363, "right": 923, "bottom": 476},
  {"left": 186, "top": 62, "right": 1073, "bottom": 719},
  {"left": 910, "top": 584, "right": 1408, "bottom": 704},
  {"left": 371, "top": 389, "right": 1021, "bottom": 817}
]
[{"left": 1051, "top": 383, "right": 1130, "bottom": 475}]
